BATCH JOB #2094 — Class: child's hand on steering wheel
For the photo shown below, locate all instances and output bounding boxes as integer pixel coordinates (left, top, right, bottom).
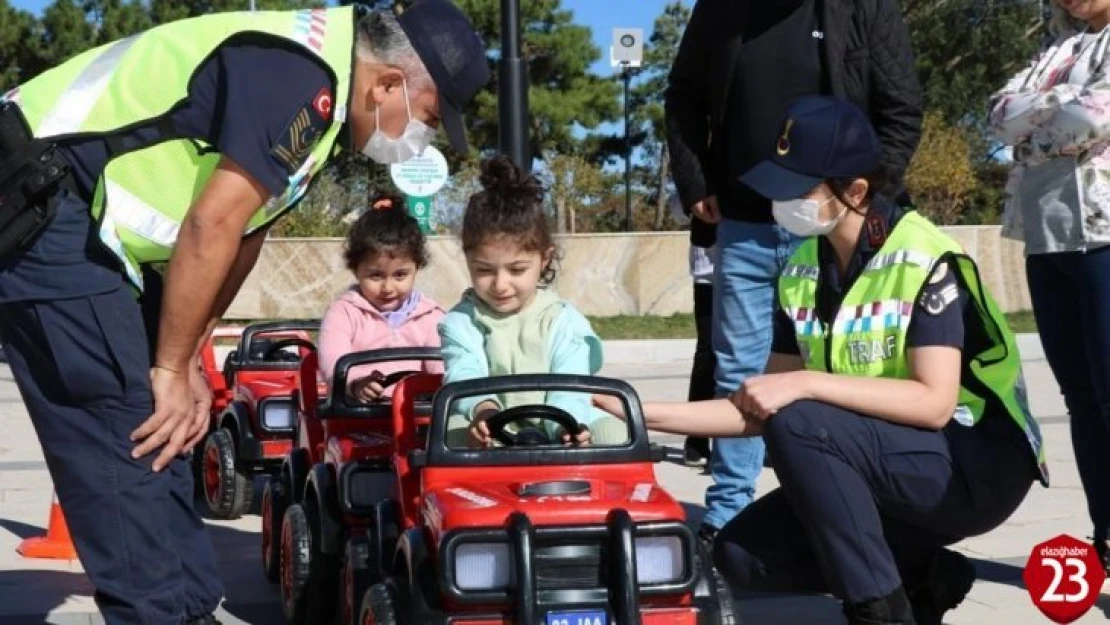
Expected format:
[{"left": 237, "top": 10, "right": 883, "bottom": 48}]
[
  {"left": 468, "top": 402, "right": 499, "bottom": 448},
  {"left": 350, "top": 371, "right": 386, "bottom": 402},
  {"left": 562, "top": 426, "right": 591, "bottom": 446}
]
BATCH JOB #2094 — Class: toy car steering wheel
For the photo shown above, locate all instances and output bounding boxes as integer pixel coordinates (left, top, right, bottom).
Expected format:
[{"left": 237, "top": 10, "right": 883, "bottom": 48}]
[
  {"left": 378, "top": 370, "right": 421, "bottom": 390},
  {"left": 484, "top": 405, "right": 583, "bottom": 447},
  {"left": 261, "top": 338, "right": 315, "bottom": 362},
  {"left": 346, "top": 370, "right": 421, "bottom": 403}
]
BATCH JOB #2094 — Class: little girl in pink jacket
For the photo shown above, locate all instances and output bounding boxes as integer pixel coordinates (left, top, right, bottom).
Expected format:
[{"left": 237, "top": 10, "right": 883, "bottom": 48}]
[{"left": 317, "top": 197, "right": 445, "bottom": 401}]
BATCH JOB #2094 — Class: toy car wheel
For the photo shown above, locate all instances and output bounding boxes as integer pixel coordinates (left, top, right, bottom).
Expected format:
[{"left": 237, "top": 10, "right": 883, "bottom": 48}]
[
  {"left": 280, "top": 501, "right": 339, "bottom": 624},
  {"left": 201, "top": 428, "right": 254, "bottom": 519},
  {"left": 261, "top": 475, "right": 288, "bottom": 584},
  {"left": 358, "top": 582, "right": 399, "bottom": 625},
  {"left": 342, "top": 535, "right": 375, "bottom": 625},
  {"left": 280, "top": 503, "right": 312, "bottom": 623}
]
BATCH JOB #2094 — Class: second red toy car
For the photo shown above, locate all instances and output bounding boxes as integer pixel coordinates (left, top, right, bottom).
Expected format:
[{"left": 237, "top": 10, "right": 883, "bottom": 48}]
[
  {"left": 265, "top": 346, "right": 442, "bottom": 625},
  {"left": 199, "top": 320, "right": 319, "bottom": 520}
]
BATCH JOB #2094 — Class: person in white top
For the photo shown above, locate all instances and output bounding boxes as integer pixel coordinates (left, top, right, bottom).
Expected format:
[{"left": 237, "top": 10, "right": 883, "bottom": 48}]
[
  {"left": 988, "top": 0, "right": 1110, "bottom": 574},
  {"left": 671, "top": 192, "right": 717, "bottom": 466}
]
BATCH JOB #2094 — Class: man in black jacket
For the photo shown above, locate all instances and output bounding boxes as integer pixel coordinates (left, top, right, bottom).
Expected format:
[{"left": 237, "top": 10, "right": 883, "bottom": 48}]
[{"left": 665, "top": 0, "right": 922, "bottom": 549}]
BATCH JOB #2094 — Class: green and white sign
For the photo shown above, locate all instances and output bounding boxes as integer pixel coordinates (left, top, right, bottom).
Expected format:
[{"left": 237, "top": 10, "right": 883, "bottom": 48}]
[
  {"left": 390, "top": 145, "right": 449, "bottom": 233},
  {"left": 405, "top": 195, "right": 433, "bottom": 233}
]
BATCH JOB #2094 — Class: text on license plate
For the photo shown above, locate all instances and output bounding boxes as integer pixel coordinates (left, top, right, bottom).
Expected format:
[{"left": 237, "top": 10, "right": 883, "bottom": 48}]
[{"left": 546, "top": 610, "right": 608, "bottom": 625}]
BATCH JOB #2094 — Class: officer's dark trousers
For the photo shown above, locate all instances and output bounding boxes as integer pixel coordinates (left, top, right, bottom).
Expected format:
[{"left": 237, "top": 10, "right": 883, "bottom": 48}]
[
  {"left": 0, "top": 190, "right": 223, "bottom": 624},
  {"left": 713, "top": 399, "right": 1034, "bottom": 603}
]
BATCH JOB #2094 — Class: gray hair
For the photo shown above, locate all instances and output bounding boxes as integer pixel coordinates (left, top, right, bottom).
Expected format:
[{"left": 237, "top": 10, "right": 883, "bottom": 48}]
[{"left": 356, "top": 10, "right": 435, "bottom": 93}]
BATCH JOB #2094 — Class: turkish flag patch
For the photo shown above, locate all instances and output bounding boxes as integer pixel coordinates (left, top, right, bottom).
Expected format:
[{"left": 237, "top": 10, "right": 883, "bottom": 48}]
[{"left": 312, "top": 87, "right": 333, "bottom": 120}]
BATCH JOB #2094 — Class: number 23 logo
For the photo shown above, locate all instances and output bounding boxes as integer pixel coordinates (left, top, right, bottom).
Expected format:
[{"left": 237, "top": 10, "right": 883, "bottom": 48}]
[{"left": 1041, "top": 557, "right": 1089, "bottom": 603}]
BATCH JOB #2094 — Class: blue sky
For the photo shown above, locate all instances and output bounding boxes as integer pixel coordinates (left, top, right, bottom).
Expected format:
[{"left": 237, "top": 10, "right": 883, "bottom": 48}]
[{"left": 10, "top": 0, "right": 675, "bottom": 76}]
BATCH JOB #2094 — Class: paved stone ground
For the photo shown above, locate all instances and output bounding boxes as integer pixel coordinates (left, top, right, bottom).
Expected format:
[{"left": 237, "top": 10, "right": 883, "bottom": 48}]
[{"left": 1, "top": 336, "right": 1108, "bottom": 624}]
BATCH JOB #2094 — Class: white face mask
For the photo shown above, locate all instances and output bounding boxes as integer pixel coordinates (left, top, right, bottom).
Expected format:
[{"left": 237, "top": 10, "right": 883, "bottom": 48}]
[
  {"left": 361, "top": 79, "right": 437, "bottom": 164},
  {"left": 772, "top": 196, "right": 845, "bottom": 237}
]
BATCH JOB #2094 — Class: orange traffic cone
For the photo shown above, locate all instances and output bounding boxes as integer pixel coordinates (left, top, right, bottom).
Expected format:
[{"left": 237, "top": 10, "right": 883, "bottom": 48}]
[{"left": 17, "top": 492, "right": 77, "bottom": 560}]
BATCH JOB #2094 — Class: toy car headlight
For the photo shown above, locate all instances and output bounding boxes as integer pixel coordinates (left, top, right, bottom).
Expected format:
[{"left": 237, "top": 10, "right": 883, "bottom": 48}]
[
  {"left": 454, "top": 542, "right": 513, "bottom": 590},
  {"left": 260, "top": 399, "right": 295, "bottom": 430},
  {"left": 635, "top": 536, "right": 684, "bottom": 584}
]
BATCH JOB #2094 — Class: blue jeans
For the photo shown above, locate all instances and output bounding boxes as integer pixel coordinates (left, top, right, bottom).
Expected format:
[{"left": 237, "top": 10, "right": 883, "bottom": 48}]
[
  {"left": 703, "top": 218, "right": 801, "bottom": 530},
  {"left": 1026, "top": 247, "right": 1110, "bottom": 541}
]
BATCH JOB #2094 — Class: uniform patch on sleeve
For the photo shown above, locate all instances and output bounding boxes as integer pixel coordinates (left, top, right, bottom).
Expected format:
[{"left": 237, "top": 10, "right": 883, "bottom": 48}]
[
  {"left": 272, "top": 105, "right": 325, "bottom": 174},
  {"left": 920, "top": 282, "right": 959, "bottom": 316}
]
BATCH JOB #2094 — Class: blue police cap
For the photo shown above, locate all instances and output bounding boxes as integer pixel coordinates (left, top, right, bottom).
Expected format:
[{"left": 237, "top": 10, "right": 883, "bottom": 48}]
[
  {"left": 394, "top": 0, "right": 490, "bottom": 152},
  {"left": 739, "top": 95, "right": 882, "bottom": 201}
]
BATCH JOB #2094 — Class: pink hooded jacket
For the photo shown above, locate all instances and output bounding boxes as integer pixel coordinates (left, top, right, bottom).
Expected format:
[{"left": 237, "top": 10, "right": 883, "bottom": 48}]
[{"left": 317, "top": 287, "right": 446, "bottom": 397}]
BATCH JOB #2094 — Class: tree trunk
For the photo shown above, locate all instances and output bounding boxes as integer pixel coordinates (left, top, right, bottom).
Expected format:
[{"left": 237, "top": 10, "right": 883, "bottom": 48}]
[
  {"left": 653, "top": 143, "right": 670, "bottom": 230},
  {"left": 569, "top": 205, "right": 577, "bottom": 234},
  {"left": 556, "top": 196, "right": 568, "bottom": 233}
]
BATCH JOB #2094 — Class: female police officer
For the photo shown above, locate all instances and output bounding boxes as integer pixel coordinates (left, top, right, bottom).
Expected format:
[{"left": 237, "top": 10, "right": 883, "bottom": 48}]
[{"left": 596, "top": 95, "right": 1048, "bottom": 625}]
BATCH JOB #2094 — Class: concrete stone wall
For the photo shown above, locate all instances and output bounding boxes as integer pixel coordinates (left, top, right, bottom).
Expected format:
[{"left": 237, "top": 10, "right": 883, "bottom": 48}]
[{"left": 224, "top": 226, "right": 1032, "bottom": 319}]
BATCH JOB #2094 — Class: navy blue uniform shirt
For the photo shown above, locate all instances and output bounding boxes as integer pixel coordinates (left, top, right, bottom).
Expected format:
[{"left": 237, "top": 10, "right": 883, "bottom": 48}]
[
  {"left": 0, "top": 35, "right": 343, "bottom": 303},
  {"left": 771, "top": 197, "right": 969, "bottom": 356}
]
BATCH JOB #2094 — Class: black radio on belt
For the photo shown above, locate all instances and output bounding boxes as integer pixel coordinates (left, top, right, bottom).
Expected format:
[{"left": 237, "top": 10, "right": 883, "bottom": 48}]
[{"left": 0, "top": 100, "right": 69, "bottom": 261}]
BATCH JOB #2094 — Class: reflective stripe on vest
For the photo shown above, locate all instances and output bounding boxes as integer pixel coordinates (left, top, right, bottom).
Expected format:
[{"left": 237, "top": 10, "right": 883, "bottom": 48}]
[
  {"left": 104, "top": 179, "right": 179, "bottom": 247},
  {"left": 36, "top": 36, "right": 140, "bottom": 137}
]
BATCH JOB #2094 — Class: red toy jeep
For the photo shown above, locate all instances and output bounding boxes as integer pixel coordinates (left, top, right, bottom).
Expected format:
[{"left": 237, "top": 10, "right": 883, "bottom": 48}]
[
  {"left": 198, "top": 320, "right": 319, "bottom": 520},
  {"left": 264, "top": 347, "right": 442, "bottom": 625},
  {"left": 198, "top": 325, "right": 245, "bottom": 420},
  {"left": 357, "top": 373, "right": 737, "bottom": 625}
]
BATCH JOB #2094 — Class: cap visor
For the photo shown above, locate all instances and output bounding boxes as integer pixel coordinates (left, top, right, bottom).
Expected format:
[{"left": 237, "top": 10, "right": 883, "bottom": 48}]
[
  {"left": 739, "top": 160, "right": 825, "bottom": 201},
  {"left": 439, "top": 95, "right": 468, "bottom": 153}
]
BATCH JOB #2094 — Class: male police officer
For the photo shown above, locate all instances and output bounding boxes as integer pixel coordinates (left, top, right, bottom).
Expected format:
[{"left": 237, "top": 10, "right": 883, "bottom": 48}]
[{"left": 0, "top": 2, "right": 488, "bottom": 623}]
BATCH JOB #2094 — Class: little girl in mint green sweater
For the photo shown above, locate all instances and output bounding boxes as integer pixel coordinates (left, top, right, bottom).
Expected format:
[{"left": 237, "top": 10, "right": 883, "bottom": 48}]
[{"left": 437, "top": 155, "right": 627, "bottom": 449}]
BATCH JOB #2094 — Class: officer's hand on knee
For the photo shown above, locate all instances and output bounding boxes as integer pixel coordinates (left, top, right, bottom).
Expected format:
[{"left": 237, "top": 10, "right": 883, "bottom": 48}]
[
  {"left": 131, "top": 366, "right": 195, "bottom": 471},
  {"left": 183, "top": 364, "right": 211, "bottom": 453}
]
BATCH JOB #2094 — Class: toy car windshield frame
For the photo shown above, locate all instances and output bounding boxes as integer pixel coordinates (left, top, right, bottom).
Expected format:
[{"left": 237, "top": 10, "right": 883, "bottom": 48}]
[
  {"left": 228, "top": 320, "right": 320, "bottom": 371},
  {"left": 322, "top": 347, "right": 442, "bottom": 419},
  {"left": 414, "top": 373, "right": 656, "bottom": 468}
]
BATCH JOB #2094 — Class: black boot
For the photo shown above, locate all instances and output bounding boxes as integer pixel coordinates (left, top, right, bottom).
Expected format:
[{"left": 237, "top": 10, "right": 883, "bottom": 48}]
[
  {"left": 185, "top": 616, "right": 222, "bottom": 625},
  {"left": 905, "top": 548, "right": 976, "bottom": 625},
  {"left": 1095, "top": 539, "right": 1110, "bottom": 576},
  {"left": 843, "top": 587, "right": 917, "bottom": 625}
]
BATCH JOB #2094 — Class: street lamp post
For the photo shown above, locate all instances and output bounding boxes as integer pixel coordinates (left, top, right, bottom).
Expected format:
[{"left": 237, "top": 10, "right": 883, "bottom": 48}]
[
  {"left": 499, "top": 0, "right": 531, "bottom": 173},
  {"left": 622, "top": 66, "right": 632, "bottom": 231},
  {"left": 611, "top": 27, "right": 643, "bottom": 232}
]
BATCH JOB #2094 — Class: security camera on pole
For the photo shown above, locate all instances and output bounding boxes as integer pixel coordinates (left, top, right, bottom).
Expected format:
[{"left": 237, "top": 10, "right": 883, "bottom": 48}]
[{"left": 611, "top": 27, "right": 643, "bottom": 232}]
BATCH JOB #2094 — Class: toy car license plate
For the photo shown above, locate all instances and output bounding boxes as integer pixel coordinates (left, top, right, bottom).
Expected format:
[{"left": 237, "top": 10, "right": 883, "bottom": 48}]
[{"left": 546, "top": 610, "right": 607, "bottom": 625}]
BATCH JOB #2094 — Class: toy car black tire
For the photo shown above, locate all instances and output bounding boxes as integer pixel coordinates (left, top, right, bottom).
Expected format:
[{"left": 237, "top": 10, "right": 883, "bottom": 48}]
[
  {"left": 358, "top": 583, "right": 398, "bottom": 625},
  {"left": 343, "top": 535, "right": 375, "bottom": 625},
  {"left": 201, "top": 428, "right": 253, "bottom": 520},
  {"left": 261, "top": 476, "right": 287, "bottom": 584},
  {"left": 280, "top": 501, "right": 340, "bottom": 624},
  {"left": 280, "top": 503, "right": 313, "bottom": 623}
]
